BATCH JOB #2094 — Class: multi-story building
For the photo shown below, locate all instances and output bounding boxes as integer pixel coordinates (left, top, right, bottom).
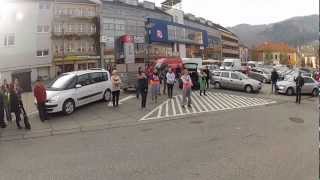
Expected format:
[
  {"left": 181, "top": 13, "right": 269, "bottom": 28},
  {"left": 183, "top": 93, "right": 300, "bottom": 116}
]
[
  {"left": 184, "top": 14, "right": 222, "bottom": 60},
  {"left": 52, "top": 0, "right": 100, "bottom": 74},
  {"left": 252, "top": 42, "right": 297, "bottom": 65},
  {"left": 239, "top": 44, "right": 249, "bottom": 62},
  {"left": 101, "top": 0, "right": 173, "bottom": 64},
  {"left": 220, "top": 29, "right": 239, "bottom": 59},
  {"left": 0, "top": 0, "right": 54, "bottom": 91}
]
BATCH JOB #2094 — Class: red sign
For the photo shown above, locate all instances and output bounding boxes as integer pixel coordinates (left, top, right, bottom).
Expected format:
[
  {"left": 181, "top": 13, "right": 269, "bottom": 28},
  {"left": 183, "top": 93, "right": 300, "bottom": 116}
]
[{"left": 121, "top": 35, "right": 134, "bottom": 43}]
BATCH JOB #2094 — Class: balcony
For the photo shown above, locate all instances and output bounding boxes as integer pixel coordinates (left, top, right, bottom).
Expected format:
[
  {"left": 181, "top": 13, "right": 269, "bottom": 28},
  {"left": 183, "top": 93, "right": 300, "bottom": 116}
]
[
  {"left": 222, "top": 41, "right": 239, "bottom": 47},
  {"left": 54, "top": 50, "right": 97, "bottom": 59},
  {"left": 222, "top": 48, "right": 239, "bottom": 55},
  {"left": 52, "top": 32, "right": 97, "bottom": 40}
]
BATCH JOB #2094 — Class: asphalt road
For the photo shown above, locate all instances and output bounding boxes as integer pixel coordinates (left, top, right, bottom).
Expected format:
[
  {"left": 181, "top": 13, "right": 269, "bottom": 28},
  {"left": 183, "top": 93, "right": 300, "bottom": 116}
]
[{"left": 0, "top": 86, "right": 317, "bottom": 180}]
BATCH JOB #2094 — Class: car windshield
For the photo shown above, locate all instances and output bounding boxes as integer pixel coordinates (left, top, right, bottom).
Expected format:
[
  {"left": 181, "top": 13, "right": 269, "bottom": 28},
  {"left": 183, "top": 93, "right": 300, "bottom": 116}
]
[
  {"left": 48, "top": 73, "right": 76, "bottom": 91},
  {"left": 223, "top": 62, "right": 233, "bottom": 67}
]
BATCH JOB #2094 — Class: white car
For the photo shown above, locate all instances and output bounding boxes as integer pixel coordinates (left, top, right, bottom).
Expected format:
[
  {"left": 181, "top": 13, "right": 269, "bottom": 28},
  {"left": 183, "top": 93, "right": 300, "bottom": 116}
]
[{"left": 46, "top": 70, "right": 112, "bottom": 115}]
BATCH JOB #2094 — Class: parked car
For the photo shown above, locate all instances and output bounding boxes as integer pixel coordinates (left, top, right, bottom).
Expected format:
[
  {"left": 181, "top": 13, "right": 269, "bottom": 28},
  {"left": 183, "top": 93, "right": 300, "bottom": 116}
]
[
  {"left": 220, "top": 59, "right": 241, "bottom": 71},
  {"left": 276, "top": 76, "right": 319, "bottom": 96},
  {"left": 248, "top": 68, "right": 271, "bottom": 83},
  {"left": 46, "top": 69, "right": 112, "bottom": 115},
  {"left": 211, "top": 71, "right": 262, "bottom": 93}
]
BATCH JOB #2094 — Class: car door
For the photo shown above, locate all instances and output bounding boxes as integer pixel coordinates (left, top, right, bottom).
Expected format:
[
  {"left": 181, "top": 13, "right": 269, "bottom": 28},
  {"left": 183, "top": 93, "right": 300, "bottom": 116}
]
[
  {"left": 89, "top": 72, "right": 106, "bottom": 102},
  {"left": 220, "top": 72, "right": 231, "bottom": 88},
  {"left": 230, "top": 72, "right": 243, "bottom": 90},
  {"left": 301, "top": 77, "right": 315, "bottom": 94},
  {"left": 75, "top": 73, "right": 92, "bottom": 106}
]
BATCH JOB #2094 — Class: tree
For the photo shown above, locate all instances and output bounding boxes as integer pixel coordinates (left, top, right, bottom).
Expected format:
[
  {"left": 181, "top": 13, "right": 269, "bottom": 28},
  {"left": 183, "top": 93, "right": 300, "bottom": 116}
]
[
  {"left": 280, "top": 53, "right": 289, "bottom": 65},
  {"left": 264, "top": 52, "right": 273, "bottom": 65}
]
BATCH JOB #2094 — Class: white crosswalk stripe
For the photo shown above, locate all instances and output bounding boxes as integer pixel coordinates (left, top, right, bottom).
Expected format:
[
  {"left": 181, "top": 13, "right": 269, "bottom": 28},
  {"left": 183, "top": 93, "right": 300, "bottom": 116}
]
[{"left": 139, "top": 92, "right": 276, "bottom": 121}]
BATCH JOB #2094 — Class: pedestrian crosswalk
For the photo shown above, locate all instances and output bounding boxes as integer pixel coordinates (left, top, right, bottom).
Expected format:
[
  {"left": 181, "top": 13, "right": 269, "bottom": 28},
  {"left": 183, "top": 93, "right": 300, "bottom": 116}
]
[{"left": 139, "top": 92, "right": 276, "bottom": 121}]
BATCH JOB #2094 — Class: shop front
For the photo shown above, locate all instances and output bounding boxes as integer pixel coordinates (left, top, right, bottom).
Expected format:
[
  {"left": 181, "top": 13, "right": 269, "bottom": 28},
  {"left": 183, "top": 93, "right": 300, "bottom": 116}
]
[{"left": 54, "top": 55, "right": 100, "bottom": 75}]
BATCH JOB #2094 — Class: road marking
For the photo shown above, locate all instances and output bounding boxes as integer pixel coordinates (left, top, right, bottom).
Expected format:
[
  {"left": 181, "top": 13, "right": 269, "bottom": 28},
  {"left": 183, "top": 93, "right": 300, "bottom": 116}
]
[
  {"left": 108, "top": 95, "right": 136, "bottom": 107},
  {"left": 139, "top": 92, "right": 276, "bottom": 121}
]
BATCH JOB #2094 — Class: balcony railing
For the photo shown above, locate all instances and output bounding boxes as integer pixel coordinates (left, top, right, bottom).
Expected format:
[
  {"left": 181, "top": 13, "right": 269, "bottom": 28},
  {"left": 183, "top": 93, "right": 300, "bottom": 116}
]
[{"left": 54, "top": 51, "right": 97, "bottom": 58}]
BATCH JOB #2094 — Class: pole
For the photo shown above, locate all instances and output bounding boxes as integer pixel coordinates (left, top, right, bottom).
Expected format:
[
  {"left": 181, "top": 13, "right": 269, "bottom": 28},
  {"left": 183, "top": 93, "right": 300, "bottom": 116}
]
[{"left": 62, "top": 21, "right": 65, "bottom": 73}]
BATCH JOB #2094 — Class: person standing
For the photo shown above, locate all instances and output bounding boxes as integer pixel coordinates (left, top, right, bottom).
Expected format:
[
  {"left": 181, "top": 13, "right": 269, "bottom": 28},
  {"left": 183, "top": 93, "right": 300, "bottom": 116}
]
[
  {"left": 14, "top": 79, "right": 27, "bottom": 117},
  {"left": 34, "top": 77, "right": 48, "bottom": 122},
  {"left": 3, "top": 84, "right": 11, "bottom": 122},
  {"left": 161, "top": 66, "right": 168, "bottom": 95},
  {"left": 181, "top": 69, "right": 193, "bottom": 108},
  {"left": 166, "top": 68, "right": 175, "bottom": 99},
  {"left": 204, "top": 66, "right": 210, "bottom": 89},
  {"left": 111, "top": 70, "right": 122, "bottom": 107},
  {"left": 271, "top": 68, "right": 279, "bottom": 94},
  {"left": 294, "top": 72, "right": 304, "bottom": 104},
  {"left": 136, "top": 67, "right": 143, "bottom": 99},
  {"left": 9, "top": 84, "right": 23, "bottom": 129},
  {"left": 138, "top": 72, "right": 148, "bottom": 109},
  {"left": 199, "top": 70, "right": 207, "bottom": 96},
  {"left": 150, "top": 70, "right": 160, "bottom": 103},
  {"left": 0, "top": 86, "right": 6, "bottom": 128}
]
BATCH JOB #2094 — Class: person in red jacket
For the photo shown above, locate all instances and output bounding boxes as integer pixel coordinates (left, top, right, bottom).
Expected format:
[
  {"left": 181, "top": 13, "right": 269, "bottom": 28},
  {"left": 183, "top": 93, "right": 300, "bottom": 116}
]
[{"left": 34, "top": 77, "right": 48, "bottom": 122}]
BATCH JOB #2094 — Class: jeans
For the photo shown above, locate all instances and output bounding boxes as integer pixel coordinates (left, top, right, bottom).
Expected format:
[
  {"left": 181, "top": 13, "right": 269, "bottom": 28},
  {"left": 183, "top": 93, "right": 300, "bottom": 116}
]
[
  {"left": 4, "top": 104, "right": 11, "bottom": 121},
  {"left": 296, "top": 87, "right": 302, "bottom": 104},
  {"left": 182, "top": 88, "right": 192, "bottom": 106},
  {"left": 167, "top": 84, "right": 174, "bottom": 98},
  {"left": 140, "top": 89, "right": 148, "bottom": 108},
  {"left": 37, "top": 103, "right": 47, "bottom": 121},
  {"left": 112, "top": 90, "right": 120, "bottom": 107},
  {"left": 271, "top": 82, "right": 277, "bottom": 93}
]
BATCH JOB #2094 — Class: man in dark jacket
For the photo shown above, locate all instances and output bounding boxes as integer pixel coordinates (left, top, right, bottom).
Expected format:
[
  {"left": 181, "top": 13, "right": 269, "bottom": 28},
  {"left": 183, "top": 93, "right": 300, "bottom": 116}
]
[
  {"left": 294, "top": 72, "right": 304, "bottom": 104},
  {"left": 138, "top": 72, "right": 148, "bottom": 109},
  {"left": 0, "top": 86, "right": 6, "bottom": 128},
  {"left": 204, "top": 66, "right": 210, "bottom": 89},
  {"left": 271, "top": 68, "right": 279, "bottom": 94}
]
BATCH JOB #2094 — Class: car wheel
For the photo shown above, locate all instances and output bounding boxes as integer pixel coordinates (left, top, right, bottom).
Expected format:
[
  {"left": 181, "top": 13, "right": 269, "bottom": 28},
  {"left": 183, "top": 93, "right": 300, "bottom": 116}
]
[
  {"left": 214, "top": 82, "right": 221, "bottom": 89},
  {"left": 312, "top": 88, "right": 319, "bottom": 97},
  {"left": 245, "top": 85, "right": 253, "bottom": 93},
  {"left": 63, "top": 99, "right": 75, "bottom": 115},
  {"left": 103, "top": 89, "right": 111, "bottom": 102},
  {"left": 286, "top": 88, "right": 294, "bottom": 96}
]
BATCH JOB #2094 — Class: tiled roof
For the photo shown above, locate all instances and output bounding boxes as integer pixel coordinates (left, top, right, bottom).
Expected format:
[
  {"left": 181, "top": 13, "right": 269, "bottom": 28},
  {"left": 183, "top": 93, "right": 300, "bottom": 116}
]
[{"left": 255, "top": 42, "right": 296, "bottom": 53}]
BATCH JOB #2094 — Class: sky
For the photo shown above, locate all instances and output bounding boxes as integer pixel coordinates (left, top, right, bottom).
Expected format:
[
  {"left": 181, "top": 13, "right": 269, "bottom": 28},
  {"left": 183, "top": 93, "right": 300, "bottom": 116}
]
[{"left": 149, "top": 0, "right": 319, "bottom": 27}]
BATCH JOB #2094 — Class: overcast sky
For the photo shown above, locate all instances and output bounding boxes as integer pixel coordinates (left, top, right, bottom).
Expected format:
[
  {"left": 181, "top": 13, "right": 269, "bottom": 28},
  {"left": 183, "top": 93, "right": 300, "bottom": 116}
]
[{"left": 148, "top": 0, "right": 319, "bottom": 27}]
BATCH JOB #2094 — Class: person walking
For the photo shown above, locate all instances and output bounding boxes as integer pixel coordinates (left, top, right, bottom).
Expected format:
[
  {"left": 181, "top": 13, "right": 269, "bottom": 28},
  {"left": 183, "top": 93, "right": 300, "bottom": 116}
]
[
  {"left": 34, "top": 77, "right": 48, "bottom": 122},
  {"left": 181, "top": 69, "right": 193, "bottom": 108},
  {"left": 111, "top": 70, "right": 122, "bottom": 107},
  {"left": 136, "top": 67, "right": 143, "bottom": 99},
  {"left": 161, "top": 66, "right": 168, "bottom": 95},
  {"left": 138, "top": 72, "right": 148, "bottom": 109},
  {"left": 0, "top": 86, "right": 7, "bottom": 128},
  {"left": 150, "top": 70, "right": 160, "bottom": 103},
  {"left": 14, "top": 79, "right": 27, "bottom": 117},
  {"left": 3, "top": 84, "right": 11, "bottom": 122},
  {"left": 166, "top": 68, "right": 175, "bottom": 99},
  {"left": 271, "top": 68, "right": 279, "bottom": 94},
  {"left": 294, "top": 72, "right": 304, "bottom": 104},
  {"left": 199, "top": 70, "right": 207, "bottom": 96}
]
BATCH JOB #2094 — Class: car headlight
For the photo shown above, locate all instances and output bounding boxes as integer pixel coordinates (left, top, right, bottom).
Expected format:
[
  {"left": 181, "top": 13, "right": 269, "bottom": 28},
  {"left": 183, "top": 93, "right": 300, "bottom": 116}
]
[
  {"left": 49, "top": 95, "right": 59, "bottom": 103},
  {"left": 278, "top": 86, "right": 285, "bottom": 90}
]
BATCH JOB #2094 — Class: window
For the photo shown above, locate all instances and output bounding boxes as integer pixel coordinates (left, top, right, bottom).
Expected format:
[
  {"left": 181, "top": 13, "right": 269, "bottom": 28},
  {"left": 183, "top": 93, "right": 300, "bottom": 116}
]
[
  {"left": 221, "top": 72, "right": 230, "bottom": 78},
  {"left": 68, "top": 24, "right": 73, "bottom": 32},
  {"left": 231, "top": 73, "right": 240, "bottom": 80},
  {"left": 77, "top": 74, "right": 91, "bottom": 86},
  {"left": 304, "top": 77, "right": 314, "bottom": 84},
  {"left": 79, "top": 41, "right": 86, "bottom": 52},
  {"left": 67, "top": 42, "right": 74, "bottom": 52},
  {"left": 37, "top": 25, "right": 50, "bottom": 33},
  {"left": 4, "top": 34, "right": 15, "bottom": 46},
  {"left": 36, "top": 49, "right": 49, "bottom": 57},
  {"left": 39, "top": 2, "right": 50, "bottom": 10},
  {"left": 79, "top": 24, "right": 84, "bottom": 32},
  {"left": 90, "top": 73, "right": 105, "bottom": 83},
  {"left": 90, "top": 24, "right": 96, "bottom": 33}
]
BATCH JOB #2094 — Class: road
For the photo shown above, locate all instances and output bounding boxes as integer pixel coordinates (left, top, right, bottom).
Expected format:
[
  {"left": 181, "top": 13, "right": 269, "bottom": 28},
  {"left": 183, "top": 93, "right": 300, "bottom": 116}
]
[{"left": 0, "top": 85, "right": 317, "bottom": 180}]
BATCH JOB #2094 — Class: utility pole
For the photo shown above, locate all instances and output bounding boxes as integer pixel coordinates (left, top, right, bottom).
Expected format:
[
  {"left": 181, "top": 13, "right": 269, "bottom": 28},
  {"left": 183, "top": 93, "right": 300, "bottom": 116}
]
[{"left": 62, "top": 21, "right": 65, "bottom": 73}]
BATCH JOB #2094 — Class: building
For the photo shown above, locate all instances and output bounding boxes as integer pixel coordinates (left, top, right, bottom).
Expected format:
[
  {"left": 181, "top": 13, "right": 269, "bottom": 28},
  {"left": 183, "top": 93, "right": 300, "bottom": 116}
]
[
  {"left": 52, "top": 0, "right": 100, "bottom": 74},
  {"left": 252, "top": 42, "right": 297, "bottom": 65},
  {"left": 0, "top": 0, "right": 54, "bottom": 91},
  {"left": 101, "top": 0, "right": 174, "bottom": 64},
  {"left": 298, "top": 43, "right": 319, "bottom": 68},
  {"left": 239, "top": 44, "right": 249, "bottom": 62},
  {"left": 220, "top": 29, "right": 239, "bottom": 59},
  {"left": 184, "top": 14, "right": 222, "bottom": 60}
]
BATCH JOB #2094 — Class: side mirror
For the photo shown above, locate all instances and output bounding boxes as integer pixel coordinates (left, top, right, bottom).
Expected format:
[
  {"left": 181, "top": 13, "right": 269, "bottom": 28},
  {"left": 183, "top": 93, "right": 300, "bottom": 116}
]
[{"left": 75, "top": 84, "right": 82, "bottom": 88}]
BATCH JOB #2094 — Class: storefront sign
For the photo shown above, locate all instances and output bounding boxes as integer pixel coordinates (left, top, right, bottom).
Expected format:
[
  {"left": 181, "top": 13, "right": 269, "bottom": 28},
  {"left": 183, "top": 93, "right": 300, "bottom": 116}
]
[
  {"left": 121, "top": 35, "right": 135, "bottom": 64},
  {"left": 134, "top": 36, "right": 145, "bottom": 44}
]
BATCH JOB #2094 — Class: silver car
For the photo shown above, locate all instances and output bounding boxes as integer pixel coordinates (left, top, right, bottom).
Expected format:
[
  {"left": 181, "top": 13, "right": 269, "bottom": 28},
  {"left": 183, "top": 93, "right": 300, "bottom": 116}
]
[
  {"left": 211, "top": 71, "right": 262, "bottom": 93},
  {"left": 276, "top": 76, "right": 319, "bottom": 96}
]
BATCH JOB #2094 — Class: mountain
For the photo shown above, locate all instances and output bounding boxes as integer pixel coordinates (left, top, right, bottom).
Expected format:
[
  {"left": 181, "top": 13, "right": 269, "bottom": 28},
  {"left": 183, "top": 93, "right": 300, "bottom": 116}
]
[{"left": 229, "top": 15, "right": 319, "bottom": 48}]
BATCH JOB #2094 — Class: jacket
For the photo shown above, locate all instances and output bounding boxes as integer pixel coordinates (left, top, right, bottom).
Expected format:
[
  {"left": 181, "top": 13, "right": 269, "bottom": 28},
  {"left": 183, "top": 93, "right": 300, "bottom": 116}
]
[
  {"left": 271, "top": 71, "right": 279, "bottom": 82},
  {"left": 10, "top": 91, "right": 20, "bottom": 113},
  {"left": 294, "top": 76, "right": 304, "bottom": 88},
  {"left": 0, "top": 91, "right": 4, "bottom": 111},
  {"left": 138, "top": 77, "right": 149, "bottom": 93},
  {"left": 199, "top": 74, "right": 207, "bottom": 91},
  {"left": 34, "top": 84, "right": 47, "bottom": 104}
]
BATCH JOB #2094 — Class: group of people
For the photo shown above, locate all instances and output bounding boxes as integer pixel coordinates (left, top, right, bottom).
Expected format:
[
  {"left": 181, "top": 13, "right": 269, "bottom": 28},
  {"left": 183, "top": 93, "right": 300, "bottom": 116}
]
[
  {"left": 0, "top": 79, "right": 30, "bottom": 129},
  {"left": 135, "top": 66, "right": 210, "bottom": 109}
]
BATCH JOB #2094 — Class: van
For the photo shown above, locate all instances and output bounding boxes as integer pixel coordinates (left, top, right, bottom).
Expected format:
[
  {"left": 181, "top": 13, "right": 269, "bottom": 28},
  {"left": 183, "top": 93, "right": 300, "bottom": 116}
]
[{"left": 220, "top": 59, "right": 241, "bottom": 71}]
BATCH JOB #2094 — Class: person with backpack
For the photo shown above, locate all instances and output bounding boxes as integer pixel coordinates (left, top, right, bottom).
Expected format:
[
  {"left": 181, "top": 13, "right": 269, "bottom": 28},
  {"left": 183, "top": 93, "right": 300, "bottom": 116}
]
[
  {"left": 294, "top": 72, "right": 304, "bottom": 104},
  {"left": 166, "top": 68, "right": 175, "bottom": 99}
]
